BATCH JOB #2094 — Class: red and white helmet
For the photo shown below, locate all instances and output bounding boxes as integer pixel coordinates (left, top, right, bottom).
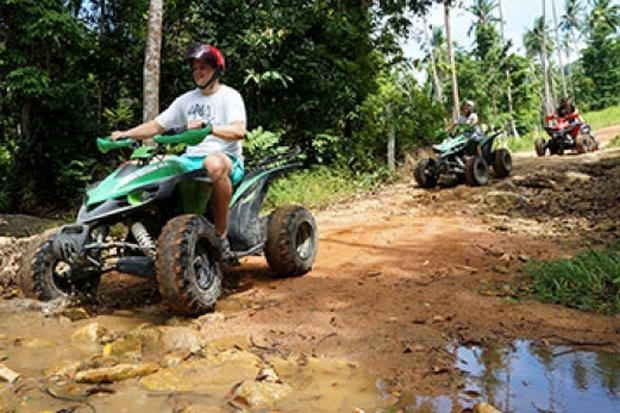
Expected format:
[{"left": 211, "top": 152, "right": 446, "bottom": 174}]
[{"left": 185, "top": 43, "right": 225, "bottom": 72}]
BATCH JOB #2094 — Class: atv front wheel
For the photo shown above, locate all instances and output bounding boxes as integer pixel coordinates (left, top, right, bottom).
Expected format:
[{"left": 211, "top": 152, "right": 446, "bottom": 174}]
[
  {"left": 265, "top": 206, "right": 318, "bottom": 277},
  {"left": 465, "top": 156, "right": 489, "bottom": 186},
  {"left": 156, "top": 214, "right": 222, "bottom": 314},
  {"left": 414, "top": 158, "right": 439, "bottom": 188},
  {"left": 18, "top": 230, "right": 100, "bottom": 301},
  {"left": 492, "top": 149, "right": 512, "bottom": 178},
  {"left": 535, "top": 138, "right": 546, "bottom": 157}
]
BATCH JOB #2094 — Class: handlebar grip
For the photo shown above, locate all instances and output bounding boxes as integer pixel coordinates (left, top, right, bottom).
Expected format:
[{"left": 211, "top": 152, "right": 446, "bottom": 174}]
[{"left": 96, "top": 137, "right": 133, "bottom": 153}]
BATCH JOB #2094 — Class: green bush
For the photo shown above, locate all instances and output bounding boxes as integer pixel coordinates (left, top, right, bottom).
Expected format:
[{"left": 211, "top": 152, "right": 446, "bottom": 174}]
[
  {"left": 265, "top": 165, "right": 386, "bottom": 210},
  {"left": 523, "top": 244, "right": 620, "bottom": 315}
]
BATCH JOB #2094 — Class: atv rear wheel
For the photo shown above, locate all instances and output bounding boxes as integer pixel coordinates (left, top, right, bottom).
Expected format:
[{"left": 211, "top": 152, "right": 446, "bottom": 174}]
[
  {"left": 465, "top": 155, "right": 489, "bottom": 186},
  {"left": 575, "top": 135, "right": 588, "bottom": 154},
  {"left": 535, "top": 138, "right": 546, "bottom": 157},
  {"left": 492, "top": 149, "right": 512, "bottom": 178},
  {"left": 18, "top": 230, "right": 100, "bottom": 301},
  {"left": 265, "top": 206, "right": 318, "bottom": 278},
  {"left": 156, "top": 214, "right": 222, "bottom": 314},
  {"left": 414, "top": 158, "right": 439, "bottom": 188}
]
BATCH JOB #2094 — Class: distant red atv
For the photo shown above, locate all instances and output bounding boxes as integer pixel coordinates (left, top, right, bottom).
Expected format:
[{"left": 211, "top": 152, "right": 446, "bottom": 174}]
[{"left": 535, "top": 112, "right": 598, "bottom": 156}]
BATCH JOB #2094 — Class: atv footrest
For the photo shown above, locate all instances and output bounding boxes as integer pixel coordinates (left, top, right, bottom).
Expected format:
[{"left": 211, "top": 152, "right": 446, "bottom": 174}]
[{"left": 111, "top": 256, "right": 155, "bottom": 279}]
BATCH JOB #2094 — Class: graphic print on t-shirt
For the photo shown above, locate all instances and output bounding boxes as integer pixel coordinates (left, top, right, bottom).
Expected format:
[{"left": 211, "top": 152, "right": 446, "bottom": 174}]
[{"left": 187, "top": 103, "right": 215, "bottom": 123}]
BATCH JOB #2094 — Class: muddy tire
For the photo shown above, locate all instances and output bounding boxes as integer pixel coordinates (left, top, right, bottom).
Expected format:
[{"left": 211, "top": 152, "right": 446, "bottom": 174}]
[
  {"left": 464, "top": 155, "right": 489, "bottom": 186},
  {"left": 414, "top": 158, "right": 439, "bottom": 188},
  {"left": 155, "top": 214, "right": 222, "bottom": 314},
  {"left": 265, "top": 206, "right": 318, "bottom": 278},
  {"left": 575, "top": 135, "right": 588, "bottom": 154},
  {"left": 492, "top": 148, "right": 512, "bottom": 178},
  {"left": 535, "top": 138, "right": 546, "bottom": 157},
  {"left": 534, "top": 138, "right": 547, "bottom": 156},
  {"left": 18, "top": 230, "right": 100, "bottom": 301},
  {"left": 551, "top": 140, "right": 564, "bottom": 155}
]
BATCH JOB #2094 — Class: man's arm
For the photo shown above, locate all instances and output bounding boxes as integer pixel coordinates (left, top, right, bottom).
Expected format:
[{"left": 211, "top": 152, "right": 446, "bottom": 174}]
[
  {"left": 112, "top": 120, "right": 165, "bottom": 141},
  {"left": 212, "top": 121, "right": 246, "bottom": 140}
]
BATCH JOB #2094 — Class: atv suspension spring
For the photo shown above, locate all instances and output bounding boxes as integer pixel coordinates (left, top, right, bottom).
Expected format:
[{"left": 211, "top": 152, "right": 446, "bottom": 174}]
[{"left": 131, "top": 222, "right": 157, "bottom": 259}]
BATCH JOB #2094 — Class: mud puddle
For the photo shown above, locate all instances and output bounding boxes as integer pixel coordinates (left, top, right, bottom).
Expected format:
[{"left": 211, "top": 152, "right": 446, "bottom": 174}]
[
  {"left": 399, "top": 340, "right": 620, "bottom": 413},
  {"left": 0, "top": 303, "right": 385, "bottom": 412}
]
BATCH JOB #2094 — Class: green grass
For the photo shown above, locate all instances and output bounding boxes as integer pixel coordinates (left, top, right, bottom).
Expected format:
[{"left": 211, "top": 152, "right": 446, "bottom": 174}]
[
  {"left": 264, "top": 165, "right": 386, "bottom": 210},
  {"left": 506, "top": 104, "right": 620, "bottom": 153},
  {"left": 584, "top": 105, "right": 620, "bottom": 130},
  {"left": 522, "top": 244, "right": 620, "bottom": 315},
  {"left": 608, "top": 134, "right": 620, "bottom": 148}
]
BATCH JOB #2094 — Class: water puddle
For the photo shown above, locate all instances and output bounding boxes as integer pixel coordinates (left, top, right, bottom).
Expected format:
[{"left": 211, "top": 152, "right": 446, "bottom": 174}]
[{"left": 441, "top": 340, "right": 619, "bottom": 413}]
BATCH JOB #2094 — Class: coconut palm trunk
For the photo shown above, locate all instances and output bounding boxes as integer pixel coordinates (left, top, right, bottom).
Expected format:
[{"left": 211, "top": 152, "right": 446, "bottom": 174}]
[
  {"left": 541, "top": 0, "right": 554, "bottom": 115},
  {"left": 551, "top": 0, "right": 567, "bottom": 98},
  {"left": 444, "top": 0, "right": 460, "bottom": 120},
  {"left": 424, "top": 16, "right": 443, "bottom": 103},
  {"left": 498, "top": 0, "right": 519, "bottom": 137},
  {"left": 143, "top": 0, "right": 163, "bottom": 122}
]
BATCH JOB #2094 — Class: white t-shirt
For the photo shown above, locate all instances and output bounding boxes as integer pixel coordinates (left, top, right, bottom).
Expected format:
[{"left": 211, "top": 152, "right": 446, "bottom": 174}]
[
  {"left": 456, "top": 112, "right": 479, "bottom": 126},
  {"left": 155, "top": 84, "right": 246, "bottom": 160}
]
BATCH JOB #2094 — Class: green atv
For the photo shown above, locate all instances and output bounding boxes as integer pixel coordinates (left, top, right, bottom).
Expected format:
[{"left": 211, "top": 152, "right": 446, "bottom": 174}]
[
  {"left": 414, "top": 126, "right": 512, "bottom": 188},
  {"left": 18, "top": 126, "right": 318, "bottom": 314}
]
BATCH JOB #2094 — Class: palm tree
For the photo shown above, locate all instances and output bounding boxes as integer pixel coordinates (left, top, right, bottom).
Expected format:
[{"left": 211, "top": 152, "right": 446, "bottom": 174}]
[
  {"left": 444, "top": 0, "right": 460, "bottom": 119},
  {"left": 423, "top": 18, "right": 443, "bottom": 103},
  {"left": 587, "top": 0, "right": 620, "bottom": 35},
  {"left": 468, "top": 0, "right": 500, "bottom": 60},
  {"left": 143, "top": 0, "right": 163, "bottom": 123},
  {"left": 551, "top": 0, "right": 567, "bottom": 98},
  {"left": 498, "top": 0, "right": 519, "bottom": 137},
  {"left": 524, "top": 14, "right": 555, "bottom": 114},
  {"left": 560, "top": 0, "right": 583, "bottom": 99}
]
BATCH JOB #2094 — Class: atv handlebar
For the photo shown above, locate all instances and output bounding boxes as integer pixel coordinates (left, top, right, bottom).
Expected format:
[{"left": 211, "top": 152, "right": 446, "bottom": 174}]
[
  {"left": 153, "top": 125, "right": 212, "bottom": 146},
  {"left": 96, "top": 125, "right": 212, "bottom": 154},
  {"left": 96, "top": 137, "right": 134, "bottom": 153}
]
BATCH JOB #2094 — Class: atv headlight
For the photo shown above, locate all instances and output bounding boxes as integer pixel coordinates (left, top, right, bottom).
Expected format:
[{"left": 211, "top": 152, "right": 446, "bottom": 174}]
[{"left": 127, "top": 187, "right": 157, "bottom": 206}]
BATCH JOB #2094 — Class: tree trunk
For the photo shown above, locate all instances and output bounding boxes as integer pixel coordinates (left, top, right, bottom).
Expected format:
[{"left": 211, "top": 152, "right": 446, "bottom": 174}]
[
  {"left": 541, "top": 0, "right": 554, "bottom": 115},
  {"left": 386, "top": 103, "right": 395, "bottom": 171},
  {"left": 423, "top": 17, "right": 443, "bottom": 103},
  {"left": 143, "top": 0, "right": 163, "bottom": 123},
  {"left": 551, "top": 0, "right": 567, "bottom": 97},
  {"left": 498, "top": 0, "right": 519, "bottom": 137},
  {"left": 444, "top": 1, "right": 460, "bottom": 120}
]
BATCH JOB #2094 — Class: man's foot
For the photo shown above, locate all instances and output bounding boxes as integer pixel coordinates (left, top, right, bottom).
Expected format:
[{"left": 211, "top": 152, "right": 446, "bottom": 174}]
[{"left": 218, "top": 236, "right": 239, "bottom": 266}]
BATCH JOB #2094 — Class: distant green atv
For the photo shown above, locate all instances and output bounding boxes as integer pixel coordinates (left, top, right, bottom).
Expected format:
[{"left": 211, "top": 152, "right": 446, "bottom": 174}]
[
  {"left": 414, "top": 126, "right": 512, "bottom": 188},
  {"left": 19, "top": 126, "right": 318, "bottom": 314}
]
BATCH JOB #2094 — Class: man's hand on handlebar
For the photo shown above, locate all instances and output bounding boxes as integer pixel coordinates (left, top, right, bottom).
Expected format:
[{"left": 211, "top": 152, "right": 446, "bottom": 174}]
[
  {"left": 187, "top": 120, "right": 206, "bottom": 130},
  {"left": 111, "top": 131, "right": 129, "bottom": 141}
]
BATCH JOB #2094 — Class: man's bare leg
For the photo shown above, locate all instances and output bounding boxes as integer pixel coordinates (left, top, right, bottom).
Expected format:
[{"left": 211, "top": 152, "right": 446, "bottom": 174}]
[{"left": 203, "top": 152, "right": 233, "bottom": 238}]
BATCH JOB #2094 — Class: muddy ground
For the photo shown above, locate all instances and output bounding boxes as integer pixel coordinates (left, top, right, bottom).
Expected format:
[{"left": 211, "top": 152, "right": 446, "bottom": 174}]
[{"left": 0, "top": 126, "right": 619, "bottom": 412}]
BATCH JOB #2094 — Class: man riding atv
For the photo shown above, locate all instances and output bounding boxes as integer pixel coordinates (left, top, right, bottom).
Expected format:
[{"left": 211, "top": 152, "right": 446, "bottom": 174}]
[
  {"left": 536, "top": 96, "right": 599, "bottom": 156},
  {"left": 414, "top": 100, "right": 512, "bottom": 187},
  {"left": 19, "top": 43, "right": 318, "bottom": 314},
  {"left": 111, "top": 43, "right": 244, "bottom": 263}
]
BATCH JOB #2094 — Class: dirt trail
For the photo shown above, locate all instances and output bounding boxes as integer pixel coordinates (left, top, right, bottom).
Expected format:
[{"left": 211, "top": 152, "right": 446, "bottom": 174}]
[{"left": 0, "top": 125, "right": 619, "bottom": 410}]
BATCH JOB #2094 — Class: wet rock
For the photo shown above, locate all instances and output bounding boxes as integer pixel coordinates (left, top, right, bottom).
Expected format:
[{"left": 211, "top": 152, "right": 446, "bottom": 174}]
[
  {"left": 75, "top": 362, "right": 159, "bottom": 383},
  {"left": 102, "top": 337, "right": 142, "bottom": 360},
  {"left": 141, "top": 349, "right": 262, "bottom": 392},
  {"left": 0, "top": 299, "right": 46, "bottom": 313},
  {"left": 229, "top": 380, "right": 292, "bottom": 408},
  {"left": 44, "top": 360, "right": 83, "bottom": 381},
  {"left": 0, "top": 364, "right": 20, "bottom": 383},
  {"left": 564, "top": 171, "right": 591, "bottom": 182},
  {"left": 71, "top": 322, "right": 109, "bottom": 343},
  {"left": 0, "top": 384, "right": 19, "bottom": 413},
  {"left": 22, "top": 338, "right": 58, "bottom": 348},
  {"left": 158, "top": 326, "right": 207, "bottom": 354},
  {"left": 472, "top": 402, "right": 502, "bottom": 413},
  {"left": 129, "top": 326, "right": 207, "bottom": 355},
  {"left": 482, "top": 191, "right": 527, "bottom": 209},
  {"left": 196, "top": 312, "right": 226, "bottom": 324}
]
